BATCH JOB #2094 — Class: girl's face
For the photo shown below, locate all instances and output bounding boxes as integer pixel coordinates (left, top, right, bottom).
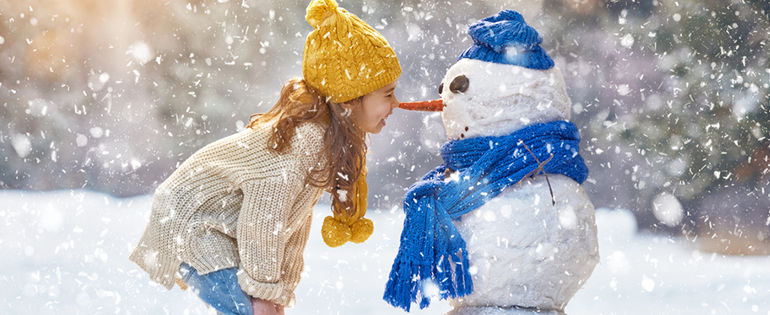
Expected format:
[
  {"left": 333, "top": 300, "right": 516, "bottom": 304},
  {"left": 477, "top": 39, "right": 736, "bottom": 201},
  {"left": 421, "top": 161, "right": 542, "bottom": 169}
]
[{"left": 349, "top": 80, "right": 399, "bottom": 134}]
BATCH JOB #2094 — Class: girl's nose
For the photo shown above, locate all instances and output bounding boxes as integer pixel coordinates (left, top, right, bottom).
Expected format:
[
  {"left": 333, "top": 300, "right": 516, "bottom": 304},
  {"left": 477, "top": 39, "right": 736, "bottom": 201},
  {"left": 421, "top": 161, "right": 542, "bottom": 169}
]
[{"left": 391, "top": 96, "right": 400, "bottom": 108}]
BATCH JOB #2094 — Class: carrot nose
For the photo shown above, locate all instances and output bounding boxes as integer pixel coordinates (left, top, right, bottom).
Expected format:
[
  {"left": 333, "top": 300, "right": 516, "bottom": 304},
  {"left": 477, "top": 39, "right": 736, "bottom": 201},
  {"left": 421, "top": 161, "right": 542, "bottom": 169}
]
[{"left": 398, "top": 99, "right": 444, "bottom": 111}]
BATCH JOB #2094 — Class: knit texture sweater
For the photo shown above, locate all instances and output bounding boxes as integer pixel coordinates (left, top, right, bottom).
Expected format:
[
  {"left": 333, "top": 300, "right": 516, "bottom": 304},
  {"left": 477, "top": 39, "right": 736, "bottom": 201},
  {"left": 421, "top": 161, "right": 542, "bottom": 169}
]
[{"left": 129, "top": 120, "right": 327, "bottom": 307}]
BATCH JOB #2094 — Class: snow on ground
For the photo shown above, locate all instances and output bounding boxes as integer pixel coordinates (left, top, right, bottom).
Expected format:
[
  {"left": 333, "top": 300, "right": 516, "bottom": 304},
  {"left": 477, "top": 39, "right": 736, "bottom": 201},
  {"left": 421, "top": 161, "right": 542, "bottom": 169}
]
[{"left": 1, "top": 189, "right": 768, "bottom": 315}]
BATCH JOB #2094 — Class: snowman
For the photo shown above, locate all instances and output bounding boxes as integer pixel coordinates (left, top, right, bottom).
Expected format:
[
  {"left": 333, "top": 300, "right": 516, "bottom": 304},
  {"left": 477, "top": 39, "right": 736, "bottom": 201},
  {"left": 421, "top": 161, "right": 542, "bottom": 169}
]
[{"left": 384, "top": 10, "right": 599, "bottom": 315}]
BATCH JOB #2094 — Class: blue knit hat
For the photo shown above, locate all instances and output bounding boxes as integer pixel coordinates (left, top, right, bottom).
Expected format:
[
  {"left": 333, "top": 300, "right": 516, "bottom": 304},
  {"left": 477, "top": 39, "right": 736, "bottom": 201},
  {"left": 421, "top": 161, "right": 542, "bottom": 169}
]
[{"left": 458, "top": 10, "right": 554, "bottom": 70}]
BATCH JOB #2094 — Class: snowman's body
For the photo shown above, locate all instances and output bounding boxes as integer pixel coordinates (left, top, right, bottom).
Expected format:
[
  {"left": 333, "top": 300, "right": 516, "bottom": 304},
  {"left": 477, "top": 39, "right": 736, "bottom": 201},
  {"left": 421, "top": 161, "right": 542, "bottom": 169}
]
[
  {"left": 448, "top": 175, "right": 598, "bottom": 314},
  {"left": 437, "top": 58, "right": 599, "bottom": 314}
]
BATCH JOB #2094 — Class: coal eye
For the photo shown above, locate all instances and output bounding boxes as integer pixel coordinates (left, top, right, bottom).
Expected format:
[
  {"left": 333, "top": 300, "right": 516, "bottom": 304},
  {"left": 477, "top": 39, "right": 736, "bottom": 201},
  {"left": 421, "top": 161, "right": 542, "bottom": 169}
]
[
  {"left": 438, "top": 83, "right": 444, "bottom": 95},
  {"left": 449, "top": 75, "right": 469, "bottom": 93}
]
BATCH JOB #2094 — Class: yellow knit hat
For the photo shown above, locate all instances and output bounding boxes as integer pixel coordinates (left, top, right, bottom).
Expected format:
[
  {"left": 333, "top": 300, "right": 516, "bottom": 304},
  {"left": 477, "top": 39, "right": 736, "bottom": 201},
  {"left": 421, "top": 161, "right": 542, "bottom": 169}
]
[{"left": 303, "top": 0, "right": 401, "bottom": 103}]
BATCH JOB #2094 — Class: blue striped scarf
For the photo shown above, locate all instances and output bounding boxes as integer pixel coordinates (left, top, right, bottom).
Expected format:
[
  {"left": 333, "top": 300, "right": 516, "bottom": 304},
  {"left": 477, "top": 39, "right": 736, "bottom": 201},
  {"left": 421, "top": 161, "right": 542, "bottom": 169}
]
[{"left": 383, "top": 121, "right": 589, "bottom": 311}]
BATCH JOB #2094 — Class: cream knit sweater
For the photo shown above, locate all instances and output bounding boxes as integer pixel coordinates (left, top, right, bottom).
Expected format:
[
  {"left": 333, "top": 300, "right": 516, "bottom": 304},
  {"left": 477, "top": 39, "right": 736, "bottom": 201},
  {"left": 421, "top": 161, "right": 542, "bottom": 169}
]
[{"left": 129, "top": 120, "right": 327, "bottom": 306}]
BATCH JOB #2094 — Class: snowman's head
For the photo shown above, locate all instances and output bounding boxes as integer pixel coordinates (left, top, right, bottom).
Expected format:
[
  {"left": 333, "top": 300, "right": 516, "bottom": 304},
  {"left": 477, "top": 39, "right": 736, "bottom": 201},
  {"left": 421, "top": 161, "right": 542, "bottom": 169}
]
[
  {"left": 438, "top": 58, "right": 571, "bottom": 140},
  {"left": 400, "top": 10, "right": 571, "bottom": 140}
]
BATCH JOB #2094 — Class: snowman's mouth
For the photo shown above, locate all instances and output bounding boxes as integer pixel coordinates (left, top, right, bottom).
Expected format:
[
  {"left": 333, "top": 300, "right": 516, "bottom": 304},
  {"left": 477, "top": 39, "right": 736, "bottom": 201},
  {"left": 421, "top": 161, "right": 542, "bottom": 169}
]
[{"left": 398, "top": 99, "right": 444, "bottom": 111}]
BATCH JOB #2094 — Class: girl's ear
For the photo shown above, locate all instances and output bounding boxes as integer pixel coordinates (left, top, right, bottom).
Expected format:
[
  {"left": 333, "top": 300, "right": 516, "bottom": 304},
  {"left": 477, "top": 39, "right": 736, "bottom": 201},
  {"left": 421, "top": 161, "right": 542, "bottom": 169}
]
[
  {"left": 340, "top": 98, "right": 361, "bottom": 110},
  {"left": 339, "top": 98, "right": 361, "bottom": 118}
]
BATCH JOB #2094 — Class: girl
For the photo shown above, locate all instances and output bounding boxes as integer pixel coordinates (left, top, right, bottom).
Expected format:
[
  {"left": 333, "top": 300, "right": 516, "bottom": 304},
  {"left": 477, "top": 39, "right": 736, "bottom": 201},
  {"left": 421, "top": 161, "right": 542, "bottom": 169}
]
[{"left": 129, "top": 0, "right": 401, "bottom": 314}]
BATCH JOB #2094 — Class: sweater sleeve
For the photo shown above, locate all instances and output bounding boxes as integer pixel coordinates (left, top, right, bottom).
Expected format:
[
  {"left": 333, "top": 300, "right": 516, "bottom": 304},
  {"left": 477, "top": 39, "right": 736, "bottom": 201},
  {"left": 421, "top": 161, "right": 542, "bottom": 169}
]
[{"left": 236, "top": 174, "right": 303, "bottom": 305}]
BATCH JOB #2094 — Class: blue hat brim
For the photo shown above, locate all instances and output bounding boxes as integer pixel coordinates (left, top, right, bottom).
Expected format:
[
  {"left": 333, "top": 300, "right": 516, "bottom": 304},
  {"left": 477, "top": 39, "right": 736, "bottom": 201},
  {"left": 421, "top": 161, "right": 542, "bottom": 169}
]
[{"left": 459, "top": 44, "right": 555, "bottom": 70}]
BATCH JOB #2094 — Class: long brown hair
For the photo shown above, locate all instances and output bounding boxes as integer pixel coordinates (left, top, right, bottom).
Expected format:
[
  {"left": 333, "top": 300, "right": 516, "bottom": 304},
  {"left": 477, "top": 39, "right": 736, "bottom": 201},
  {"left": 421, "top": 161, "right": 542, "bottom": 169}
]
[{"left": 246, "top": 78, "right": 367, "bottom": 216}]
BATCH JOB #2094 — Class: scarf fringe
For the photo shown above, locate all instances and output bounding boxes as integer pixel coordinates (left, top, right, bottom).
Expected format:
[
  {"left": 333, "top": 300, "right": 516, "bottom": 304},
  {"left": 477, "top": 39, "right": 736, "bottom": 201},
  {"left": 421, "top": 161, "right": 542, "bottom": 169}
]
[
  {"left": 457, "top": 250, "right": 474, "bottom": 296},
  {"left": 383, "top": 261, "right": 432, "bottom": 312},
  {"left": 436, "top": 255, "right": 455, "bottom": 298},
  {"left": 435, "top": 249, "right": 474, "bottom": 301},
  {"left": 383, "top": 251, "right": 475, "bottom": 312}
]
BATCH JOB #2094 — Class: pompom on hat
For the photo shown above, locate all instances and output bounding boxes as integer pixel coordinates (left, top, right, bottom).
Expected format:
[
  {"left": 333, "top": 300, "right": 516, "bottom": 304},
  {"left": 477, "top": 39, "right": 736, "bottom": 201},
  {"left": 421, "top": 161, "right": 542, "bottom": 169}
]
[
  {"left": 303, "top": 0, "right": 401, "bottom": 103},
  {"left": 458, "top": 10, "right": 554, "bottom": 70}
]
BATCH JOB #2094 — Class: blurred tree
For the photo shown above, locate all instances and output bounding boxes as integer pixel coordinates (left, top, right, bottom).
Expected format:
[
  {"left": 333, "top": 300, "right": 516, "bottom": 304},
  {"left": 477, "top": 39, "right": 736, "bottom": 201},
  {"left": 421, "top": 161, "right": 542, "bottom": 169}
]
[
  {"left": 1, "top": 0, "right": 768, "bottom": 253},
  {"left": 543, "top": 0, "right": 769, "bottom": 252},
  {"left": 0, "top": 0, "right": 309, "bottom": 195}
]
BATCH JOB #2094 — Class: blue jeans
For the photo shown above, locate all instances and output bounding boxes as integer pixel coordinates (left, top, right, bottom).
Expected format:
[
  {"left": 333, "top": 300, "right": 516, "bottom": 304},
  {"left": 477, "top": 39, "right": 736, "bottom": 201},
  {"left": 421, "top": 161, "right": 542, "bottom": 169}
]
[{"left": 179, "top": 262, "right": 253, "bottom": 315}]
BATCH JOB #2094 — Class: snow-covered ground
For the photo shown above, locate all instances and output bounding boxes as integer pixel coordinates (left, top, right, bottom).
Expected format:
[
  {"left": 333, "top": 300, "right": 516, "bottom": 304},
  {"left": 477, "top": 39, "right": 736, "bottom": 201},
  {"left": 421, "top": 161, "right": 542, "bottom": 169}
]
[{"left": 1, "top": 189, "right": 767, "bottom": 315}]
